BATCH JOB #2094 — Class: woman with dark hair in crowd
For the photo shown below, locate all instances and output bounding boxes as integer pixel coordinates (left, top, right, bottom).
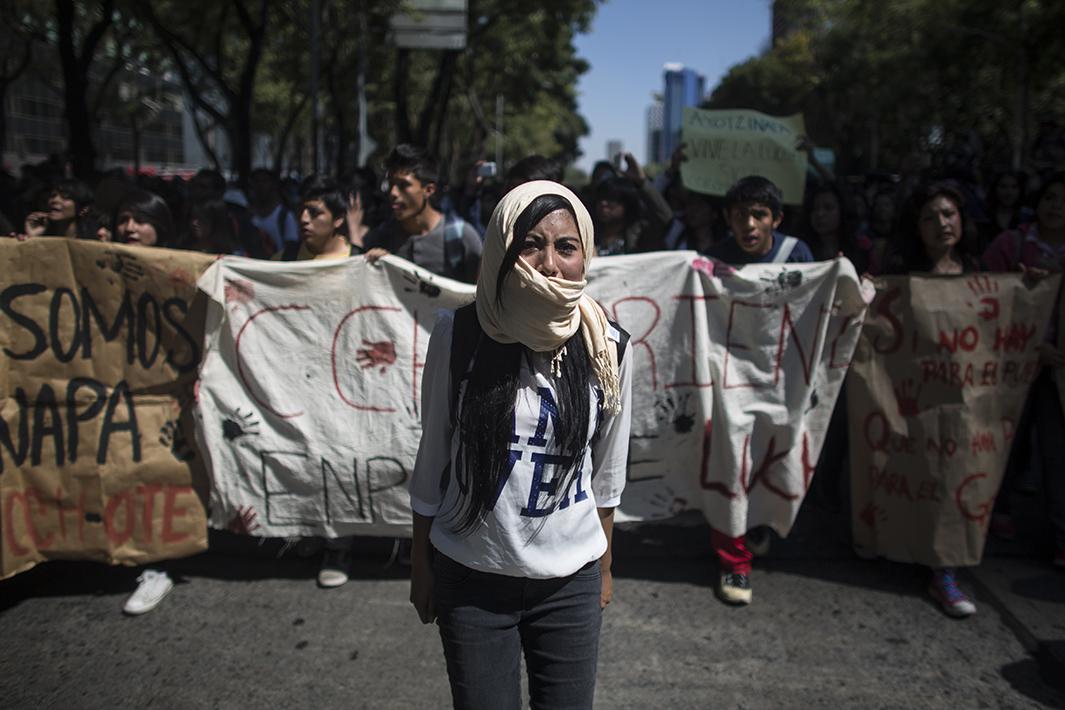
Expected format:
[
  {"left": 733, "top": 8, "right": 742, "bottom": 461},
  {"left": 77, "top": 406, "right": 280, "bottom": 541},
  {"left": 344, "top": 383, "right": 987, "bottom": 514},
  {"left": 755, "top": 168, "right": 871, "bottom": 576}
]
[
  {"left": 188, "top": 198, "right": 242, "bottom": 255},
  {"left": 109, "top": 187, "right": 180, "bottom": 615},
  {"left": 800, "top": 182, "right": 874, "bottom": 272},
  {"left": 674, "top": 189, "right": 725, "bottom": 254},
  {"left": 882, "top": 182, "right": 986, "bottom": 618},
  {"left": 889, "top": 182, "right": 982, "bottom": 275},
  {"left": 867, "top": 188, "right": 898, "bottom": 274},
  {"left": 114, "top": 189, "right": 176, "bottom": 247},
  {"left": 981, "top": 171, "right": 1034, "bottom": 246},
  {"left": 592, "top": 154, "right": 672, "bottom": 257},
  {"left": 593, "top": 176, "right": 642, "bottom": 256},
  {"left": 983, "top": 172, "right": 1065, "bottom": 571},
  {"left": 409, "top": 181, "right": 631, "bottom": 709},
  {"left": 23, "top": 178, "right": 95, "bottom": 239}
]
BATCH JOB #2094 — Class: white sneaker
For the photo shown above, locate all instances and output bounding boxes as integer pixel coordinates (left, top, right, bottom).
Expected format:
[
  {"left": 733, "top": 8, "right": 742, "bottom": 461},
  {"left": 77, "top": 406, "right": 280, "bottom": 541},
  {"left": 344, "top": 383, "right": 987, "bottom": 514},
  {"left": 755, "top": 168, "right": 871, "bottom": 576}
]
[
  {"left": 123, "top": 569, "right": 174, "bottom": 615},
  {"left": 318, "top": 548, "right": 350, "bottom": 588}
]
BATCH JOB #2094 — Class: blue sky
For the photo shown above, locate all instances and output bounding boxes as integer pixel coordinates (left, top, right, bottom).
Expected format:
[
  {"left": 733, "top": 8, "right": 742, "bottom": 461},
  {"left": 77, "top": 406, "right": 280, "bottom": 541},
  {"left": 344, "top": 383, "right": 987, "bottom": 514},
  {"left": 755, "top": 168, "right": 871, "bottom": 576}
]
[{"left": 574, "top": 0, "right": 772, "bottom": 171}]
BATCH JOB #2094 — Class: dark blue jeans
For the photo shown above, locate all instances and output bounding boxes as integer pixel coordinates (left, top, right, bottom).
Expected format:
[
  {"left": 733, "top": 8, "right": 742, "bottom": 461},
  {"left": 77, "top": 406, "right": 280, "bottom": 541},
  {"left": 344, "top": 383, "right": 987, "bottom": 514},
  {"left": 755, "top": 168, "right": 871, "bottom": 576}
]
[{"left": 433, "top": 553, "right": 602, "bottom": 710}]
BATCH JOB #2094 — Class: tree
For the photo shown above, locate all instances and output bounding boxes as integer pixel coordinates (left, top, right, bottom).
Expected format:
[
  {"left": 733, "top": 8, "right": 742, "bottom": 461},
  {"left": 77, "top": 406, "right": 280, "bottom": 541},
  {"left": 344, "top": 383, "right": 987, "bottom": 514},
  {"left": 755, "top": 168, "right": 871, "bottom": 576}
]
[
  {"left": 706, "top": 0, "right": 1065, "bottom": 176},
  {"left": 0, "top": 4, "right": 38, "bottom": 158},
  {"left": 142, "top": 0, "right": 271, "bottom": 185},
  {"left": 55, "top": 0, "right": 116, "bottom": 178}
]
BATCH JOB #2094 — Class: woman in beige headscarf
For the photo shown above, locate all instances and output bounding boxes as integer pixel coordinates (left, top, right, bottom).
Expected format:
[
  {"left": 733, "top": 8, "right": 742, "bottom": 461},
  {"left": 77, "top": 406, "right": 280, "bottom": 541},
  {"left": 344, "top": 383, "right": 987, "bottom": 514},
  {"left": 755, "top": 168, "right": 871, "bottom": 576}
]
[{"left": 408, "top": 181, "right": 632, "bottom": 709}]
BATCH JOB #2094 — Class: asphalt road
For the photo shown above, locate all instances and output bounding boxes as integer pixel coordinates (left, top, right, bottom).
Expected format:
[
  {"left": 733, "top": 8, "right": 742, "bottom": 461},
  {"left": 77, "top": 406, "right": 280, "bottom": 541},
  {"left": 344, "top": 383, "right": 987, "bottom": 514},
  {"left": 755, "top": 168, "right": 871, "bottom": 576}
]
[{"left": 2, "top": 513, "right": 1064, "bottom": 709}]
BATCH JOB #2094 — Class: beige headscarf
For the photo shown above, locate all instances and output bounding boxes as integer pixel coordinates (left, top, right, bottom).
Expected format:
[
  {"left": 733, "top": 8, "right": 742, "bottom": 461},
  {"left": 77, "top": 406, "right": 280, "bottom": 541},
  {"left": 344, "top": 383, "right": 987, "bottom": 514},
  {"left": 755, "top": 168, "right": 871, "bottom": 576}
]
[{"left": 475, "top": 180, "right": 620, "bottom": 413}]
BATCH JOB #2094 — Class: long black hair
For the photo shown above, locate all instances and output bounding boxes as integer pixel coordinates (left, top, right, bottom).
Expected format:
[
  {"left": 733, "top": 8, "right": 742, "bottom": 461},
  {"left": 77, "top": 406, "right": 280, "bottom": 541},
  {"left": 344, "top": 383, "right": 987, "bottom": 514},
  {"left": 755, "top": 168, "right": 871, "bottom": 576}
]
[
  {"left": 114, "top": 189, "right": 175, "bottom": 247},
  {"left": 898, "top": 181, "right": 979, "bottom": 272},
  {"left": 448, "top": 193, "right": 594, "bottom": 534}
]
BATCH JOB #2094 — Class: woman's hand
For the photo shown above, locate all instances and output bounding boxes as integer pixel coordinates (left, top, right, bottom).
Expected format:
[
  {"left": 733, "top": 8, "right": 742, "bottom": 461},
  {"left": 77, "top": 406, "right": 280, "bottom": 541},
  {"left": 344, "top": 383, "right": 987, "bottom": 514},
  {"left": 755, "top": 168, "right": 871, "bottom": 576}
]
[
  {"left": 410, "top": 546, "right": 436, "bottom": 624},
  {"left": 668, "top": 143, "right": 688, "bottom": 175},
  {"left": 620, "top": 152, "right": 646, "bottom": 186},
  {"left": 600, "top": 568, "right": 613, "bottom": 609},
  {"left": 24, "top": 212, "right": 47, "bottom": 238},
  {"left": 1020, "top": 262, "right": 1053, "bottom": 287}
]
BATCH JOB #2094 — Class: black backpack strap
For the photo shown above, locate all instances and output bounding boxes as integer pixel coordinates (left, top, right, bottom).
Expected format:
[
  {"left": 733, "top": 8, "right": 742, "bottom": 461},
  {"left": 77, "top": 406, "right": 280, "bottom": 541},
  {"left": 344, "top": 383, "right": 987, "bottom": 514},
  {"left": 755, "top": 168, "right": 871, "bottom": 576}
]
[
  {"left": 609, "top": 319, "right": 630, "bottom": 364},
  {"left": 448, "top": 303, "right": 481, "bottom": 427}
]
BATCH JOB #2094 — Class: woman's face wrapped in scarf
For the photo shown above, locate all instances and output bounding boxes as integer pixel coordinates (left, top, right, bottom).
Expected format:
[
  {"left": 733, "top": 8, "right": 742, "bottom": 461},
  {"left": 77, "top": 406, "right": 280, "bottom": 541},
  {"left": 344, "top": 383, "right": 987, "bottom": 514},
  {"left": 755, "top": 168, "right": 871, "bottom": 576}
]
[{"left": 475, "top": 180, "right": 621, "bottom": 414}]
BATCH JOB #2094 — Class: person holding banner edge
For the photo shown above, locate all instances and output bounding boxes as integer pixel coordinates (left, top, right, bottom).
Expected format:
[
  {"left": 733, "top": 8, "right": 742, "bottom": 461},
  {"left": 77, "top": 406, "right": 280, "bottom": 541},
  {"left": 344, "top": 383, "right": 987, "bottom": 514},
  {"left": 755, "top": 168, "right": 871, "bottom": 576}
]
[
  {"left": 886, "top": 182, "right": 984, "bottom": 617},
  {"left": 983, "top": 172, "right": 1065, "bottom": 572},
  {"left": 704, "top": 175, "right": 815, "bottom": 605},
  {"left": 408, "top": 180, "right": 632, "bottom": 709}
]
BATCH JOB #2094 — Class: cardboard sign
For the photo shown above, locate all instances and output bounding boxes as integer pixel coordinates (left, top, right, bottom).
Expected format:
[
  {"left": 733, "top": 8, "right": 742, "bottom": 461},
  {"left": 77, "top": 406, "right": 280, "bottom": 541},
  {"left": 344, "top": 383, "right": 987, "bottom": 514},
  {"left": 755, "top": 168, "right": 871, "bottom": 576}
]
[
  {"left": 0, "top": 239, "right": 216, "bottom": 579},
  {"left": 196, "top": 253, "right": 866, "bottom": 540},
  {"left": 848, "top": 274, "right": 1059, "bottom": 567},
  {"left": 680, "top": 107, "right": 808, "bottom": 205}
]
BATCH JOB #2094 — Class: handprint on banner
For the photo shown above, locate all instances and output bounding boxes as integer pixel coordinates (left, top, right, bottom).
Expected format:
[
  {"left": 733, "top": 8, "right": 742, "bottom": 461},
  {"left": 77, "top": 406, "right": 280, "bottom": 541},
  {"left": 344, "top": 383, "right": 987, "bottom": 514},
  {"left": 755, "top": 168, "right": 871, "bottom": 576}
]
[
  {"left": 356, "top": 340, "right": 397, "bottom": 373},
  {"left": 222, "top": 408, "right": 261, "bottom": 441},
  {"left": 893, "top": 379, "right": 922, "bottom": 417},
  {"left": 859, "top": 502, "right": 887, "bottom": 529},
  {"left": 96, "top": 251, "right": 145, "bottom": 281},
  {"left": 400, "top": 271, "right": 441, "bottom": 298},
  {"left": 224, "top": 278, "right": 256, "bottom": 305},
  {"left": 759, "top": 268, "right": 803, "bottom": 295},
  {"left": 227, "top": 505, "right": 262, "bottom": 535},
  {"left": 654, "top": 392, "right": 695, "bottom": 434},
  {"left": 647, "top": 483, "right": 688, "bottom": 516},
  {"left": 964, "top": 273, "right": 1000, "bottom": 321},
  {"left": 158, "top": 419, "right": 195, "bottom": 461}
]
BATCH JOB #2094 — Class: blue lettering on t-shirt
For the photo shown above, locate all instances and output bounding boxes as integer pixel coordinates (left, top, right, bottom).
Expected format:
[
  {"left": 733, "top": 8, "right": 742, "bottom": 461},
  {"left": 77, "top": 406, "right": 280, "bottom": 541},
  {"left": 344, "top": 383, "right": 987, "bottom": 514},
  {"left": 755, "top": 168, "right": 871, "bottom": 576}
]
[
  {"left": 491, "top": 450, "right": 522, "bottom": 508},
  {"left": 511, "top": 387, "right": 590, "bottom": 517},
  {"left": 521, "top": 451, "right": 569, "bottom": 517},
  {"left": 527, "top": 387, "right": 560, "bottom": 446}
]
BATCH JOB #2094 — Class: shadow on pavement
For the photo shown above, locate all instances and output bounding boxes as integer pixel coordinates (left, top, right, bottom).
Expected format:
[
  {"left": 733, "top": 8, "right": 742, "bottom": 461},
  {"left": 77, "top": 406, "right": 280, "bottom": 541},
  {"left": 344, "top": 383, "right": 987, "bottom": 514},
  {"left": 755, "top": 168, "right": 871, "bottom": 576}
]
[
  {"left": 1000, "top": 655, "right": 1065, "bottom": 705},
  {"left": 0, "top": 531, "right": 412, "bottom": 614}
]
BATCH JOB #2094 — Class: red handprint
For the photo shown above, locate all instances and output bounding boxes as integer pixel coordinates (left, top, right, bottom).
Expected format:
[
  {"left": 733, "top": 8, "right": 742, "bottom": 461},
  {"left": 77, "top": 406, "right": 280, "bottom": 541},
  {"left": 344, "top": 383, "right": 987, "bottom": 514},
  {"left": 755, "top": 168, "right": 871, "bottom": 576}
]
[
  {"left": 356, "top": 340, "right": 397, "bottom": 373},
  {"left": 227, "top": 505, "right": 262, "bottom": 535},
  {"left": 893, "top": 379, "right": 922, "bottom": 417},
  {"left": 965, "top": 274, "right": 1000, "bottom": 321}
]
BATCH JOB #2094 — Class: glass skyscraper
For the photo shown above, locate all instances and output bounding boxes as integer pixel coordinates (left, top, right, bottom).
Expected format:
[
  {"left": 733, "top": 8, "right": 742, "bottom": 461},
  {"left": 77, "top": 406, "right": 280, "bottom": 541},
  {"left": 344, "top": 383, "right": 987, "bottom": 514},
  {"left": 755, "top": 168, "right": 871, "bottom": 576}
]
[{"left": 662, "top": 63, "right": 705, "bottom": 163}]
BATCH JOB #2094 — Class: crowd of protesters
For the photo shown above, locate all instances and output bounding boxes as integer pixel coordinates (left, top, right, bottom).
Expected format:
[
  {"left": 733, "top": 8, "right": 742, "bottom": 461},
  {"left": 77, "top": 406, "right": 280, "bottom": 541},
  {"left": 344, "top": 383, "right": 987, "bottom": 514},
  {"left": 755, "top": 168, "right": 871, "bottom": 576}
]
[{"left": 3, "top": 131, "right": 1065, "bottom": 627}]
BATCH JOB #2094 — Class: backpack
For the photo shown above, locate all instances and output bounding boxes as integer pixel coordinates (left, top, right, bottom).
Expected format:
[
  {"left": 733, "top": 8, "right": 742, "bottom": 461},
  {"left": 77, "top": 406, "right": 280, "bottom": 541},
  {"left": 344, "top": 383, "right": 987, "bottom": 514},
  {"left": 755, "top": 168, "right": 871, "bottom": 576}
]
[
  {"left": 442, "top": 212, "right": 470, "bottom": 280},
  {"left": 447, "top": 303, "right": 630, "bottom": 427}
]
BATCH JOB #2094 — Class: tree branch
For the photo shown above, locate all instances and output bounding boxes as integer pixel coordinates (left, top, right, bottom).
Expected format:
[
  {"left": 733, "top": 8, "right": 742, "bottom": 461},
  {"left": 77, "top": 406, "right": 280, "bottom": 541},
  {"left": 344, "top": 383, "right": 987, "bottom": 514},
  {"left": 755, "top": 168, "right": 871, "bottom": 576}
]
[{"left": 79, "top": 0, "right": 115, "bottom": 68}]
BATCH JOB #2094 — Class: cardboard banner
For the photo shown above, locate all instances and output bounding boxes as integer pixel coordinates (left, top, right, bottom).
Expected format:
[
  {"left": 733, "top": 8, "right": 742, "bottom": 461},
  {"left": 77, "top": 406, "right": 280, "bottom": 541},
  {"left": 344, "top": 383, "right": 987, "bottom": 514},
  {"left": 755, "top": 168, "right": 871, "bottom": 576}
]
[
  {"left": 196, "top": 253, "right": 866, "bottom": 540},
  {"left": 0, "top": 239, "right": 216, "bottom": 579},
  {"left": 848, "top": 274, "right": 1060, "bottom": 567},
  {"left": 680, "top": 107, "right": 808, "bottom": 205}
]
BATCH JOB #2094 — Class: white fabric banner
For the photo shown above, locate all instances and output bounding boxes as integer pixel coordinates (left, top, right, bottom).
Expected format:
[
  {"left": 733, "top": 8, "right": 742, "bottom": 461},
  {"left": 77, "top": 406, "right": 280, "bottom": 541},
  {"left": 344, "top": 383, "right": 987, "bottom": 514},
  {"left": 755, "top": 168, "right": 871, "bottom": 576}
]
[{"left": 195, "top": 252, "right": 867, "bottom": 538}]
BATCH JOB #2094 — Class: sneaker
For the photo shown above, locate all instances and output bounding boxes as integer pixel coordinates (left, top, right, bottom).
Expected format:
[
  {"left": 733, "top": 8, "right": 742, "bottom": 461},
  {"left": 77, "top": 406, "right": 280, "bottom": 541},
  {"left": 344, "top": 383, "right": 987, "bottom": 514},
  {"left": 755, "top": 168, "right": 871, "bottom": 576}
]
[
  {"left": 123, "top": 569, "right": 174, "bottom": 615},
  {"left": 717, "top": 572, "right": 752, "bottom": 605},
  {"left": 746, "top": 527, "right": 771, "bottom": 557},
  {"left": 929, "top": 568, "right": 976, "bottom": 618},
  {"left": 318, "top": 548, "right": 350, "bottom": 588},
  {"left": 990, "top": 513, "right": 1016, "bottom": 541}
]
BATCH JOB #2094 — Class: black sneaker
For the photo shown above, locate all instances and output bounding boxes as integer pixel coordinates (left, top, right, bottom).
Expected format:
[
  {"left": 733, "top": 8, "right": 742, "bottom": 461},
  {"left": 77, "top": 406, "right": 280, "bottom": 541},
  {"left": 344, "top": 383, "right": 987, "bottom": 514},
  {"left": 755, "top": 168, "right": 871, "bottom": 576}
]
[{"left": 717, "top": 572, "right": 752, "bottom": 605}]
